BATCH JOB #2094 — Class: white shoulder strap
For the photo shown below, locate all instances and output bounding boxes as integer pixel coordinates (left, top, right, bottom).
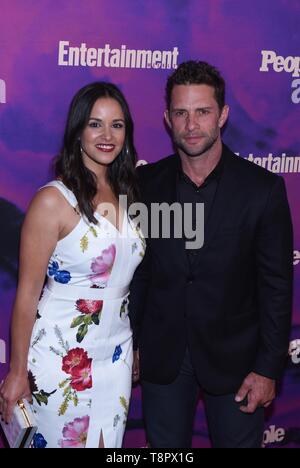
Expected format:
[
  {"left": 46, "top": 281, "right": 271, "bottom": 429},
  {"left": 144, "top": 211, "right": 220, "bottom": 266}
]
[{"left": 40, "top": 180, "right": 78, "bottom": 209}]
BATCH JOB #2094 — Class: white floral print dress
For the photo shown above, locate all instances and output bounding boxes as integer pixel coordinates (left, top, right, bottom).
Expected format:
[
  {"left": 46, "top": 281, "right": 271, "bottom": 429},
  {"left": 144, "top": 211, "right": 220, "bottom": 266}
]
[{"left": 27, "top": 180, "right": 145, "bottom": 449}]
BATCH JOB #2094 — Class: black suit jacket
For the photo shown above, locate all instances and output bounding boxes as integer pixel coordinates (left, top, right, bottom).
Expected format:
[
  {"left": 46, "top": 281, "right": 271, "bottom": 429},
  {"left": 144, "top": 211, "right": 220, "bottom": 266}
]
[{"left": 129, "top": 145, "right": 293, "bottom": 394}]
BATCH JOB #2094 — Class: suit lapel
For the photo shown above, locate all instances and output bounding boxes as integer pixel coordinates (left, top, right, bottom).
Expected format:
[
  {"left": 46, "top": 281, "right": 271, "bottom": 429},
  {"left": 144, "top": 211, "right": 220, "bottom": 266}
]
[{"left": 149, "top": 155, "right": 190, "bottom": 275}]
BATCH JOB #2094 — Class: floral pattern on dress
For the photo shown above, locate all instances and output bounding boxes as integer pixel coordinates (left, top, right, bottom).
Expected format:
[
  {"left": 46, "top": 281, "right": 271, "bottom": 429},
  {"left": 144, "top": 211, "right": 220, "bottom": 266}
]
[
  {"left": 71, "top": 299, "right": 103, "bottom": 343},
  {"left": 89, "top": 244, "right": 116, "bottom": 287},
  {"left": 129, "top": 217, "right": 146, "bottom": 258},
  {"left": 58, "top": 415, "right": 90, "bottom": 448},
  {"left": 113, "top": 414, "right": 121, "bottom": 429},
  {"left": 112, "top": 345, "right": 122, "bottom": 363},
  {"left": 120, "top": 298, "right": 129, "bottom": 319},
  {"left": 120, "top": 396, "right": 129, "bottom": 426},
  {"left": 49, "top": 327, "right": 93, "bottom": 416},
  {"left": 80, "top": 226, "right": 98, "bottom": 253},
  {"left": 31, "top": 328, "right": 46, "bottom": 347},
  {"left": 48, "top": 261, "right": 71, "bottom": 284},
  {"left": 58, "top": 347, "right": 93, "bottom": 416},
  {"left": 28, "top": 370, "right": 57, "bottom": 407},
  {"left": 62, "top": 348, "right": 93, "bottom": 391},
  {"left": 32, "top": 433, "right": 48, "bottom": 449}
]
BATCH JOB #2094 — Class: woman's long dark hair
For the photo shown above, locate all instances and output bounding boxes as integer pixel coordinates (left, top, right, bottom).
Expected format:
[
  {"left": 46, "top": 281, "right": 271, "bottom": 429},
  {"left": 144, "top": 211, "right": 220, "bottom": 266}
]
[{"left": 55, "top": 82, "right": 138, "bottom": 224}]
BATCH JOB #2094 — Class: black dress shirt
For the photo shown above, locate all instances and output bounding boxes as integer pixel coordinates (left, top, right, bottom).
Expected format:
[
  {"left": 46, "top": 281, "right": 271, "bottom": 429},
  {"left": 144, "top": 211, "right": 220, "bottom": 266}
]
[{"left": 177, "top": 156, "right": 224, "bottom": 268}]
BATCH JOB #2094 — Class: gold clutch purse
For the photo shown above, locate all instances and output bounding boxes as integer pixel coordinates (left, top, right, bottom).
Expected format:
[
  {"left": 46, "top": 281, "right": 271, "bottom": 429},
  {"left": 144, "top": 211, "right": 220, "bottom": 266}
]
[{"left": 0, "top": 399, "right": 37, "bottom": 448}]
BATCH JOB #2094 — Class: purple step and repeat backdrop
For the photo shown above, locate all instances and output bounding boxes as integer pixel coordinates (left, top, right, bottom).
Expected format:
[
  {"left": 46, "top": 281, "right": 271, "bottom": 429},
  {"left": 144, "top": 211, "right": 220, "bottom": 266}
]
[{"left": 0, "top": 0, "right": 299, "bottom": 448}]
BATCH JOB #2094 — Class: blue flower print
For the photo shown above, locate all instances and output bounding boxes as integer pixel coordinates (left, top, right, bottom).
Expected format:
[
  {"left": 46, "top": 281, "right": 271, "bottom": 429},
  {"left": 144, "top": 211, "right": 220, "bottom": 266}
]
[
  {"left": 112, "top": 345, "right": 122, "bottom": 363},
  {"left": 32, "top": 432, "right": 47, "bottom": 449},
  {"left": 48, "top": 261, "right": 71, "bottom": 284}
]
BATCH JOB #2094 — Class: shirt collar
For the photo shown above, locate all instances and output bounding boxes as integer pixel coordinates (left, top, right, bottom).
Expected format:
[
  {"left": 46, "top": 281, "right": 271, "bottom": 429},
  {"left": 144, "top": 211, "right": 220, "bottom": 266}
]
[{"left": 178, "top": 154, "right": 224, "bottom": 189}]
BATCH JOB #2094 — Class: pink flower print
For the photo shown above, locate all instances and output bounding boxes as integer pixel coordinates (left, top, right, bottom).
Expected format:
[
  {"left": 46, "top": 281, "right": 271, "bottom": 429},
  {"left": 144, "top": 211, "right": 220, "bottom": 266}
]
[
  {"left": 90, "top": 244, "right": 116, "bottom": 286},
  {"left": 59, "top": 416, "right": 90, "bottom": 448}
]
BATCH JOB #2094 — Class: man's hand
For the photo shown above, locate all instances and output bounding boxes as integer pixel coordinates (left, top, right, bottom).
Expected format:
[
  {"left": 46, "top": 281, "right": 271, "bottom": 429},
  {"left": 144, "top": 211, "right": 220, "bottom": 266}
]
[
  {"left": 132, "top": 350, "right": 140, "bottom": 384},
  {"left": 235, "top": 372, "right": 276, "bottom": 414}
]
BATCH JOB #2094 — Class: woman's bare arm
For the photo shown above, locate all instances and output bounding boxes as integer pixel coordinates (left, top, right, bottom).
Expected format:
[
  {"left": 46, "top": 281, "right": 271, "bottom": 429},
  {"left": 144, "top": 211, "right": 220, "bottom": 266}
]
[{"left": 0, "top": 188, "right": 63, "bottom": 422}]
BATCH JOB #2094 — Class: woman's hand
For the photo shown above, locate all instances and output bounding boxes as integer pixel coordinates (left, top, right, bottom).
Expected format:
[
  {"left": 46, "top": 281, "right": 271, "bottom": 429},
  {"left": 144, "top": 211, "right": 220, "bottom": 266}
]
[{"left": 0, "top": 372, "right": 32, "bottom": 423}]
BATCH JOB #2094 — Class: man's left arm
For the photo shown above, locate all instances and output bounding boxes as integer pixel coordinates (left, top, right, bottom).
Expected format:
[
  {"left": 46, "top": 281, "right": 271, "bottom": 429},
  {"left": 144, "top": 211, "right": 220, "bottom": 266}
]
[{"left": 236, "top": 176, "right": 293, "bottom": 413}]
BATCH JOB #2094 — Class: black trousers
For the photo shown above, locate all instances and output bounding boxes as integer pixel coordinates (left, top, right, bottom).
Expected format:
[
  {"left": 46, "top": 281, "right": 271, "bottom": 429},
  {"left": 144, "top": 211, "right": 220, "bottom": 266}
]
[{"left": 142, "top": 349, "right": 265, "bottom": 448}]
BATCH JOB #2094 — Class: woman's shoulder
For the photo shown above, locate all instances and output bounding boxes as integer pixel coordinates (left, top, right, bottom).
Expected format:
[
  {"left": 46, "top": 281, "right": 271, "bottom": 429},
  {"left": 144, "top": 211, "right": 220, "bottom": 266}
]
[
  {"left": 29, "top": 180, "right": 70, "bottom": 213},
  {"left": 37, "top": 180, "right": 77, "bottom": 209}
]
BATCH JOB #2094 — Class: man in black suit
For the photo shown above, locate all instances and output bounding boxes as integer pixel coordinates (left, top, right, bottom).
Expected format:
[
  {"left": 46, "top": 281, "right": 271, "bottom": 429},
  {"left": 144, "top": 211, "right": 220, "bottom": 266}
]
[{"left": 129, "top": 61, "right": 293, "bottom": 448}]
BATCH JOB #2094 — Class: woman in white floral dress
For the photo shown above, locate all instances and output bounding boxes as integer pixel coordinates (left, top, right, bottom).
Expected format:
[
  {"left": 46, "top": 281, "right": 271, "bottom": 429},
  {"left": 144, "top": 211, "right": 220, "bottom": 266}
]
[{"left": 0, "top": 82, "right": 145, "bottom": 448}]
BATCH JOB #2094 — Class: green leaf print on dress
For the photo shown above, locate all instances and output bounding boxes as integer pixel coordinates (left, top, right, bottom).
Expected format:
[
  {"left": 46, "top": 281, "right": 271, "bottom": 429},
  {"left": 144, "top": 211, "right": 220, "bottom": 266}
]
[
  {"left": 71, "top": 299, "right": 103, "bottom": 343},
  {"left": 80, "top": 226, "right": 98, "bottom": 253},
  {"left": 28, "top": 370, "right": 57, "bottom": 407},
  {"left": 120, "top": 396, "right": 129, "bottom": 426}
]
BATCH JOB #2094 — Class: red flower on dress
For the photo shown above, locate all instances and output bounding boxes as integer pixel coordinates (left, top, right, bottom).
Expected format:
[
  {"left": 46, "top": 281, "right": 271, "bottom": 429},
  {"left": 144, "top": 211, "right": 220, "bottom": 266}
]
[
  {"left": 76, "top": 299, "right": 103, "bottom": 315},
  {"left": 62, "top": 348, "right": 91, "bottom": 375},
  {"left": 69, "top": 363, "right": 93, "bottom": 391},
  {"left": 62, "top": 348, "right": 93, "bottom": 392}
]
